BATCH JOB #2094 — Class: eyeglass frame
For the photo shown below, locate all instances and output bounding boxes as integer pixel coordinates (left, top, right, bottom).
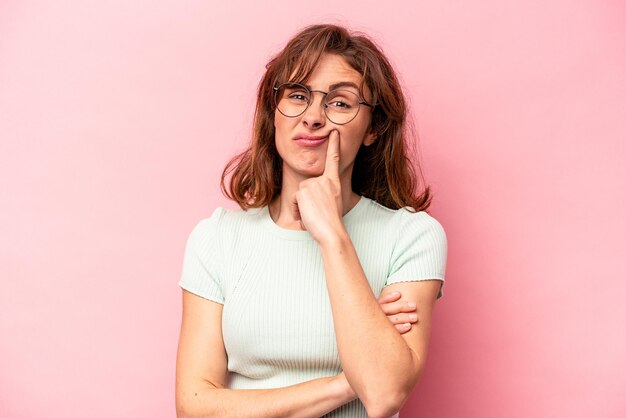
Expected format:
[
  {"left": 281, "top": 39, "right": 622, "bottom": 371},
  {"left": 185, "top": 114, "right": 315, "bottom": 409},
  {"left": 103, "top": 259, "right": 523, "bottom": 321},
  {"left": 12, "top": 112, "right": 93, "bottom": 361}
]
[{"left": 272, "top": 82, "right": 375, "bottom": 125}]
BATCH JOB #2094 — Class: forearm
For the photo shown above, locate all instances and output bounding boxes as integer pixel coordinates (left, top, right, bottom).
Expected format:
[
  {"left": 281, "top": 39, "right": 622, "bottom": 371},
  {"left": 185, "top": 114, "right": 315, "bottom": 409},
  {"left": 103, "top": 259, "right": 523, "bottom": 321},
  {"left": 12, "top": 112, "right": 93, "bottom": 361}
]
[
  {"left": 177, "top": 373, "right": 356, "bottom": 418},
  {"left": 319, "top": 232, "right": 419, "bottom": 411}
]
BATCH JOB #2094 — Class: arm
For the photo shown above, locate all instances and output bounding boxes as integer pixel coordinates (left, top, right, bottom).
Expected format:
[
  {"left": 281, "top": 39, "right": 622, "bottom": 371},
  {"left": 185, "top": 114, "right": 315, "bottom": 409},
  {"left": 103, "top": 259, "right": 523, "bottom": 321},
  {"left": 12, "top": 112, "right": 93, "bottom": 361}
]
[
  {"left": 292, "top": 131, "right": 442, "bottom": 417},
  {"left": 176, "top": 289, "right": 418, "bottom": 418},
  {"left": 320, "top": 238, "right": 441, "bottom": 417},
  {"left": 176, "top": 289, "right": 357, "bottom": 418}
]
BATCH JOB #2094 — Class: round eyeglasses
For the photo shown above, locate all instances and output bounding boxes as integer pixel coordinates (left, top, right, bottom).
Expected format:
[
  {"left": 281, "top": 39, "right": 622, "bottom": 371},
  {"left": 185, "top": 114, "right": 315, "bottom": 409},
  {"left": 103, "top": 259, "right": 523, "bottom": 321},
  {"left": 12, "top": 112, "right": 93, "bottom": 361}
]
[{"left": 273, "top": 82, "right": 374, "bottom": 125}]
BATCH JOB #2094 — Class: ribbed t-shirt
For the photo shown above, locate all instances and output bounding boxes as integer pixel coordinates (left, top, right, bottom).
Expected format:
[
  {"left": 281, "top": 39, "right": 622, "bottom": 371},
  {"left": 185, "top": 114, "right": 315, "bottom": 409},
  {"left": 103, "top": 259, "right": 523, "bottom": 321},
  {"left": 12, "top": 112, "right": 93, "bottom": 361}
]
[{"left": 178, "top": 196, "right": 447, "bottom": 417}]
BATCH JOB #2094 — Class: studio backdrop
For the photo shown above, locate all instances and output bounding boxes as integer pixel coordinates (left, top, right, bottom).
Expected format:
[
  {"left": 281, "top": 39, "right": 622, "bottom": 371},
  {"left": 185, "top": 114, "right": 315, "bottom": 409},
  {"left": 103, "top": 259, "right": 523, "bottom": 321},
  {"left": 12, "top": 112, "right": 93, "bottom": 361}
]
[{"left": 1, "top": 1, "right": 625, "bottom": 417}]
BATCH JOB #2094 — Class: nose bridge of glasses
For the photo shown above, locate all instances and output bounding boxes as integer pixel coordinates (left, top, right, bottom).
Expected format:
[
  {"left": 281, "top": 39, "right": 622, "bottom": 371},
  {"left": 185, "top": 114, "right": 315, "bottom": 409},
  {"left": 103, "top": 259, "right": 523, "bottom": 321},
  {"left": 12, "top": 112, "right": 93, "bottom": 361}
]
[
  {"left": 305, "top": 89, "right": 355, "bottom": 125},
  {"left": 298, "top": 89, "right": 328, "bottom": 122},
  {"left": 308, "top": 89, "right": 329, "bottom": 108}
]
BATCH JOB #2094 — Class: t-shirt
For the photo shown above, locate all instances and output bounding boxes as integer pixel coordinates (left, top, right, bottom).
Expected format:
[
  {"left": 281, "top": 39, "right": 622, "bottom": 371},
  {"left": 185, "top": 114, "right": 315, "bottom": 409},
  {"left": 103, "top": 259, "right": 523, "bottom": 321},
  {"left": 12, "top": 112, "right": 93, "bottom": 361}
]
[{"left": 178, "top": 195, "right": 447, "bottom": 417}]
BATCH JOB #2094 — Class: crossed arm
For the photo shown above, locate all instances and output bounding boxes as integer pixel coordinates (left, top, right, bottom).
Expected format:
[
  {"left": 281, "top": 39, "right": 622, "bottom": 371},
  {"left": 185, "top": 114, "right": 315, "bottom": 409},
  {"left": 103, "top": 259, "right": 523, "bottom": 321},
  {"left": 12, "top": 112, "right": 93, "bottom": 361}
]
[
  {"left": 176, "top": 130, "right": 443, "bottom": 416},
  {"left": 175, "top": 274, "right": 439, "bottom": 418},
  {"left": 176, "top": 289, "right": 354, "bottom": 418},
  {"left": 318, "top": 234, "right": 442, "bottom": 417}
]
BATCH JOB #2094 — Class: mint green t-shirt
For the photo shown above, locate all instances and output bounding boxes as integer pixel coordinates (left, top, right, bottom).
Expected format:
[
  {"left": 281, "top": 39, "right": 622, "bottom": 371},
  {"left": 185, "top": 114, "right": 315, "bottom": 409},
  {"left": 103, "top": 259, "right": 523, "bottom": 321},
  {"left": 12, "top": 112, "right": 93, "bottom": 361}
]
[{"left": 179, "top": 196, "right": 447, "bottom": 417}]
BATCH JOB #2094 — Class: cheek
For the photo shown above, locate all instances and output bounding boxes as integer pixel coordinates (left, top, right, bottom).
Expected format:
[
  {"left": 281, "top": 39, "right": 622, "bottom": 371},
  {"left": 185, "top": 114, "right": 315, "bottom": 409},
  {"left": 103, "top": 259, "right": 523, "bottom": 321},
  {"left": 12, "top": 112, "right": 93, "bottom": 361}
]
[
  {"left": 273, "top": 112, "right": 295, "bottom": 157},
  {"left": 273, "top": 111, "right": 280, "bottom": 131},
  {"left": 339, "top": 126, "right": 369, "bottom": 157},
  {"left": 274, "top": 111, "right": 296, "bottom": 135}
]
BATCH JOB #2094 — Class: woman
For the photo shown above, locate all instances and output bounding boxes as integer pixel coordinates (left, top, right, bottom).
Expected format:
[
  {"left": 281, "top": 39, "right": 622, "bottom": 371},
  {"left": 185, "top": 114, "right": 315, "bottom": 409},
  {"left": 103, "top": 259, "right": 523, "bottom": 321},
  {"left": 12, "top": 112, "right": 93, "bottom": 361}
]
[{"left": 176, "top": 24, "right": 447, "bottom": 418}]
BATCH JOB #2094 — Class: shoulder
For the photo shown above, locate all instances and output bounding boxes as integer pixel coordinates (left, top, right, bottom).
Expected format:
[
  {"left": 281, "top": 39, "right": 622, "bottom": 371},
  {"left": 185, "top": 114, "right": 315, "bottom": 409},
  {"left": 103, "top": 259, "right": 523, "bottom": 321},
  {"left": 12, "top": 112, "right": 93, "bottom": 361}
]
[
  {"left": 360, "top": 198, "right": 446, "bottom": 240},
  {"left": 383, "top": 205, "right": 448, "bottom": 297},
  {"left": 192, "top": 205, "right": 264, "bottom": 234},
  {"left": 396, "top": 208, "right": 447, "bottom": 242},
  {"left": 188, "top": 205, "right": 268, "bottom": 256}
]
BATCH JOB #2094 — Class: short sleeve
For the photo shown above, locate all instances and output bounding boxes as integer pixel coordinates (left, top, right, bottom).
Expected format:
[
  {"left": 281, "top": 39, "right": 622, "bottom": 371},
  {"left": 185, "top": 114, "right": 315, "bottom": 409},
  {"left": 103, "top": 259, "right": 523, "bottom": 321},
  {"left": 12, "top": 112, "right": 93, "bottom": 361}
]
[
  {"left": 178, "top": 207, "right": 225, "bottom": 304},
  {"left": 385, "top": 210, "right": 448, "bottom": 300}
]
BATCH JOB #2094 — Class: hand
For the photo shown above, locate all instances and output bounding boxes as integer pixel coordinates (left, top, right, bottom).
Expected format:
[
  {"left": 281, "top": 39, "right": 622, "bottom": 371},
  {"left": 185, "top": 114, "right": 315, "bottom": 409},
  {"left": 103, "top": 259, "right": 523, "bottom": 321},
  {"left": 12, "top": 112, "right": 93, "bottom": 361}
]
[
  {"left": 292, "top": 130, "right": 344, "bottom": 243},
  {"left": 377, "top": 290, "right": 418, "bottom": 334}
]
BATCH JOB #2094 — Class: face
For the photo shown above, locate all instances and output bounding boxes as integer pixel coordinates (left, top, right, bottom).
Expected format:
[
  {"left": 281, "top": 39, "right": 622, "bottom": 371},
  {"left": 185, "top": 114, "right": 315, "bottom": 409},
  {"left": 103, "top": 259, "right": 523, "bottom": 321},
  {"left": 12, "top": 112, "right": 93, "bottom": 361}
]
[{"left": 273, "top": 53, "right": 376, "bottom": 181}]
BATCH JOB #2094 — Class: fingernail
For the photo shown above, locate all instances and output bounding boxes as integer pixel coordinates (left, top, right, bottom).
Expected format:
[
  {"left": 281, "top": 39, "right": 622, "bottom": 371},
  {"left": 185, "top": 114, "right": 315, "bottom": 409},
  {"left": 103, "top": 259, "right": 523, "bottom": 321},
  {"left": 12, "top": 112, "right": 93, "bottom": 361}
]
[
  {"left": 403, "top": 323, "right": 411, "bottom": 328},
  {"left": 391, "top": 291, "right": 400, "bottom": 297},
  {"left": 407, "top": 302, "right": 416, "bottom": 308},
  {"left": 409, "top": 314, "right": 418, "bottom": 321}
]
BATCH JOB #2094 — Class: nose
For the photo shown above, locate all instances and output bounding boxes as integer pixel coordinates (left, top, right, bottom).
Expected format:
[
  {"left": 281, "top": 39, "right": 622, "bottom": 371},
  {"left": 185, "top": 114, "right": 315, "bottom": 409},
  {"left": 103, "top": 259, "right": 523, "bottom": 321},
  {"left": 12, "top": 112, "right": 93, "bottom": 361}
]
[{"left": 301, "top": 91, "right": 326, "bottom": 129}]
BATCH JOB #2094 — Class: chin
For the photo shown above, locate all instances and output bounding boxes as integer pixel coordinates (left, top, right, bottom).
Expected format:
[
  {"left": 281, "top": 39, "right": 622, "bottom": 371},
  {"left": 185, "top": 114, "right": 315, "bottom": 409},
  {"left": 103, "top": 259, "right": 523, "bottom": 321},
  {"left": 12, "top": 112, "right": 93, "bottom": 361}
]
[
  {"left": 295, "top": 155, "right": 325, "bottom": 172},
  {"left": 298, "top": 166, "right": 324, "bottom": 178},
  {"left": 285, "top": 161, "right": 324, "bottom": 179}
]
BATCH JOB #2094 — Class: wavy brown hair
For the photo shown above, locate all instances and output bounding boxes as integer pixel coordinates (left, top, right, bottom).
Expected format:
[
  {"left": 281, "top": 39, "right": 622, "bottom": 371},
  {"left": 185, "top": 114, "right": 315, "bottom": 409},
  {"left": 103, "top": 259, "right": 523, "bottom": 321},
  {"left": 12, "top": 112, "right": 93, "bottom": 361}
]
[{"left": 221, "top": 23, "right": 432, "bottom": 212}]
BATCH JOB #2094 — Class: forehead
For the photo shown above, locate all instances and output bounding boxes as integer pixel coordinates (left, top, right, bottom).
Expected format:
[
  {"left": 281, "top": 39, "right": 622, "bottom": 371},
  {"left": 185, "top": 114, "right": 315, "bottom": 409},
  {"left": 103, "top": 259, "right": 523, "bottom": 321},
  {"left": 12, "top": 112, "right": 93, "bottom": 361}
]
[
  {"left": 289, "top": 53, "right": 371, "bottom": 97},
  {"left": 305, "top": 54, "right": 361, "bottom": 83}
]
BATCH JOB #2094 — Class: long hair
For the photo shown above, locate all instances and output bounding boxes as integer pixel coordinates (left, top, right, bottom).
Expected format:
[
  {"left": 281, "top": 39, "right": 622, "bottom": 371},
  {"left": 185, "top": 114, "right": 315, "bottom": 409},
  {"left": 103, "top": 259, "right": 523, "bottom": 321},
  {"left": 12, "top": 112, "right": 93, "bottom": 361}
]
[{"left": 221, "top": 24, "right": 432, "bottom": 211}]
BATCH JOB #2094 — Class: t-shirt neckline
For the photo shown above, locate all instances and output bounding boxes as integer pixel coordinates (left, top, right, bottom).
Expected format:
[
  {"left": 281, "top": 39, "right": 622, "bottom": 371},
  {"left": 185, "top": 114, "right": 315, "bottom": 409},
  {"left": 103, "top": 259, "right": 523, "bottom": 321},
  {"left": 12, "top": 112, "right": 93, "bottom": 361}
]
[{"left": 260, "top": 195, "right": 369, "bottom": 240}]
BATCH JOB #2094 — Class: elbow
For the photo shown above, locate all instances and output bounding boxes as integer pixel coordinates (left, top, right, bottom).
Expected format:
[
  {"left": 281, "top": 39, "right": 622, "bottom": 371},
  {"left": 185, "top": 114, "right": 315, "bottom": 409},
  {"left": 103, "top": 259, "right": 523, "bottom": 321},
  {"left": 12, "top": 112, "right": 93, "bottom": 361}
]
[
  {"left": 175, "top": 398, "right": 194, "bottom": 418},
  {"left": 176, "top": 379, "right": 220, "bottom": 417},
  {"left": 360, "top": 361, "right": 422, "bottom": 418},
  {"left": 361, "top": 389, "right": 409, "bottom": 418},
  {"left": 176, "top": 390, "right": 212, "bottom": 418},
  {"left": 361, "top": 348, "right": 424, "bottom": 417},
  {"left": 176, "top": 399, "right": 211, "bottom": 418},
  {"left": 175, "top": 406, "right": 190, "bottom": 418},
  {"left": 175, "top": 386, "right": 195, "bottom": 418}
]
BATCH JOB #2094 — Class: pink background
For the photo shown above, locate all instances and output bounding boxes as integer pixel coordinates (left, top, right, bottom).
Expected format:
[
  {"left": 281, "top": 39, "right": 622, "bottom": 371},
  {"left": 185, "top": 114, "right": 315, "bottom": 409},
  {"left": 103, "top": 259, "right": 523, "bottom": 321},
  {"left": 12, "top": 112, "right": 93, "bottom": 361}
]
[{"left": 1, "top": 1, "right": 625, "bottom": 417}]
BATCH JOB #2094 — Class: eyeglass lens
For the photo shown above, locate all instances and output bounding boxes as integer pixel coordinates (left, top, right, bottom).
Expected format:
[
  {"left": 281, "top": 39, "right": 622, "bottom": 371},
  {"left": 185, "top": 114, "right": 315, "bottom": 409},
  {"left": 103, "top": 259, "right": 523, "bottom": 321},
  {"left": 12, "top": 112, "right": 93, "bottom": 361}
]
[{"left": 275, "top": 83, "right": 362, "bottom": 125}]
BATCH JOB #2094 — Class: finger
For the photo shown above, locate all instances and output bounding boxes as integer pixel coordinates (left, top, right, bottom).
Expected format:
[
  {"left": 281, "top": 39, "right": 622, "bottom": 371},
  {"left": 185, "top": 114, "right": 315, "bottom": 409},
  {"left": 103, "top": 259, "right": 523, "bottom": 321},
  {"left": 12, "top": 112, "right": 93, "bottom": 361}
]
[
  {"left": 377, "top": 291, "right": 401, "bottom": 304},
  {"left": 398, "top": 301, "right": 417, "bottom": 313},
  {"left": 379, "top": 300, "right": 417, "bottom": 315},
  {"left": 395, "top": 323, "right": 412, "bottom": 334},
  {"left": 379, "top": 301, "right": 404, "bottom": 315},
  {"left": 386, "top": 313, "right": 419, "bottom": 325},
  {"left": 323, "top": 130, "right": 340, "bottom": 179}
]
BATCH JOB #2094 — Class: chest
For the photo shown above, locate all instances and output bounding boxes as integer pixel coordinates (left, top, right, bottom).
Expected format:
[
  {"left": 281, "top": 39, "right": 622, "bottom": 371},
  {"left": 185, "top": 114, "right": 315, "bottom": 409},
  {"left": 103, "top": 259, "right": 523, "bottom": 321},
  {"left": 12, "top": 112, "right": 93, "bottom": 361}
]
[{"left": 220, "top": 237, "right": 390, "bottom": 377}]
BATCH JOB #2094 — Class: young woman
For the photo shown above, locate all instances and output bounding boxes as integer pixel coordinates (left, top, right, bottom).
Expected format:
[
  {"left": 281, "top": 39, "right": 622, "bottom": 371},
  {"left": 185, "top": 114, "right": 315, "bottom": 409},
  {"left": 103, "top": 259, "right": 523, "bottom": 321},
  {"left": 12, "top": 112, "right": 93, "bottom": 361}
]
[{"left": 176, "top": 24, "right": 447, "bottom": 418}]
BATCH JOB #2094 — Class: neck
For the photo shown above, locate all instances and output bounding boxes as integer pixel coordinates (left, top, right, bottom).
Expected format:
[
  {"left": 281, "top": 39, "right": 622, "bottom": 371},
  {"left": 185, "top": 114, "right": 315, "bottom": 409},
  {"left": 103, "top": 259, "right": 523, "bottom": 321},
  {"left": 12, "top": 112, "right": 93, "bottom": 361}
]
[{"left": 269, "top": 168, "right": 360, "bottom": 230}]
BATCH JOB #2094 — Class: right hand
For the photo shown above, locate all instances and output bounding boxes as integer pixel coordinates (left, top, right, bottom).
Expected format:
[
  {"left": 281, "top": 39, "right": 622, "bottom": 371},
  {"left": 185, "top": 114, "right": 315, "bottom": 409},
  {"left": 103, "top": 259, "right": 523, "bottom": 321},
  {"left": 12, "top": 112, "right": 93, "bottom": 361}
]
[{"left": 377, "top": 290, "right": 418, "bottom": 334}]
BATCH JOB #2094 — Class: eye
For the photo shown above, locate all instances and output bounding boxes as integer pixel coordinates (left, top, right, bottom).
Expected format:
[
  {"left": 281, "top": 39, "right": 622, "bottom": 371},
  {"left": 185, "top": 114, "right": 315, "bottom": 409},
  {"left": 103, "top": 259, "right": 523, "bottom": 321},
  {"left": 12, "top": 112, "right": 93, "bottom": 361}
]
[
  {"left": 326, "top": 90, "right": 358, "bottom": 110},
  {"left": 327, "top": 95, "right": 356, "bottom": 110},
  {"left": 288, "top": 92, "right": 309, "bottom": 102},
  {"left": 328, "top": 99, "right": 351, "bottom": 109}
]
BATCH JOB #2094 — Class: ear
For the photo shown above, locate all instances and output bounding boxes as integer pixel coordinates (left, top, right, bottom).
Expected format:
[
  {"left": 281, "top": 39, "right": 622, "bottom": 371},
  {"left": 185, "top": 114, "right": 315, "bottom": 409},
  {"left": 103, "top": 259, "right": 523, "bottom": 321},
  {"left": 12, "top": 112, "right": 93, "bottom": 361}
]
[{"left": 363, "top": 129, "right": 377, "bottom": 147}]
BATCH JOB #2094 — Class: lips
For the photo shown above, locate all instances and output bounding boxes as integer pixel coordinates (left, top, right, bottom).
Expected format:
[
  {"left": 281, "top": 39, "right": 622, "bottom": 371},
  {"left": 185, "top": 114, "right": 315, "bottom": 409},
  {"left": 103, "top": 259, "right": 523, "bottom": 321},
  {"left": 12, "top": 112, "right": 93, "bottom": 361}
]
[{"left": 293, "top": 134, "right": 329, "bottom": 147}]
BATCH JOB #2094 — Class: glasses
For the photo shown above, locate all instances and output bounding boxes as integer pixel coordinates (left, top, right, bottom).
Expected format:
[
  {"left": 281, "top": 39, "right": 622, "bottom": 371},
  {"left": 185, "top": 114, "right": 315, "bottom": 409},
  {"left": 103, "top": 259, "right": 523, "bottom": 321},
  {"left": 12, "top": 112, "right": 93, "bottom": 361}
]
[{"left": 273, "top": 82, "right": 374, "bottom": 125}]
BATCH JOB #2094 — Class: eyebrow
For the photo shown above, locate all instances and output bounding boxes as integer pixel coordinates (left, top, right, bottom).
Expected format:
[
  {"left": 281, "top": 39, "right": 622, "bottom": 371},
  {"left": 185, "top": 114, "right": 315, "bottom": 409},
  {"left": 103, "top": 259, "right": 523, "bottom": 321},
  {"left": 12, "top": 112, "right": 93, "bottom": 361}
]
[
  {"left": 329, "top": 81, "right": 361, "bottom": 91},
  {"left": 301, "top": 81, "right": 361, "bottom": 91}
]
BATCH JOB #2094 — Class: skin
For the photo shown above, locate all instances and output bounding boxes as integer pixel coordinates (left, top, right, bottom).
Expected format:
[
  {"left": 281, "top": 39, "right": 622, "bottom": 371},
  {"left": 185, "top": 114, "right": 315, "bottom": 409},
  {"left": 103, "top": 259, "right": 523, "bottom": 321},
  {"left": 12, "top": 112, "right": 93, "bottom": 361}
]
[
  {"left": 176, "top": 289, "right": 418, "bottom": 418},
  {"left": 175, "top": 53, "right": 439, "bottom": 418},
  {"left": 270, "top": 53, "right": 376, "bottom": 230}
]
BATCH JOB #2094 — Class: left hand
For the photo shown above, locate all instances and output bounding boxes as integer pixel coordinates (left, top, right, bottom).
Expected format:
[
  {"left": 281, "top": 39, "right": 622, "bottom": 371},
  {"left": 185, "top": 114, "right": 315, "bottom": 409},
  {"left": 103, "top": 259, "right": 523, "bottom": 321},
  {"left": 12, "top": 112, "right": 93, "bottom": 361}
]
[
  {"left": 292, "top": 130, "right": 344, "bottom": 243},
  {"left": 378, "top": 290, "right": 418, "bottom": 334}
]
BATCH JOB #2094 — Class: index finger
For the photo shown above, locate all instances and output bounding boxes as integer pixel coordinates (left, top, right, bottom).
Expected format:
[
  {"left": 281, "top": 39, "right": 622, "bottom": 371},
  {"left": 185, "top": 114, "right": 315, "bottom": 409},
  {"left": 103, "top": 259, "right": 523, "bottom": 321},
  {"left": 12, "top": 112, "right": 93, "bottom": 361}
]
[
  {"left": 323, "top": 130, "right": 340, "bottom": 179},
  {"left": 378, "top": 291, "right": 401, "bottom": 304}
]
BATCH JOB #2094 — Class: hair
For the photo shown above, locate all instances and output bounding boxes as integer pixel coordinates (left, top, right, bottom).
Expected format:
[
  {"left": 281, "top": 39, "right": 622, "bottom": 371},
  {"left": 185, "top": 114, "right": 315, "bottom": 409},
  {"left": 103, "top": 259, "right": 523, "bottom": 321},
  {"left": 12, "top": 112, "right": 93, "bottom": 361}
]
[{"left": 221, "top": 23, "right": 432, "bottom": 212}]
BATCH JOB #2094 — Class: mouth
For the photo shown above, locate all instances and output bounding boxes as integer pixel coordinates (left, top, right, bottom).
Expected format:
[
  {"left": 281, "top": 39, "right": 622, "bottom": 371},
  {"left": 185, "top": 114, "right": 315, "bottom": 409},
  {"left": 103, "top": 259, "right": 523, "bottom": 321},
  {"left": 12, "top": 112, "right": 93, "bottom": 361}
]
[{"left": 293, "top": 134, "right": 329, "bottom": 147}]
